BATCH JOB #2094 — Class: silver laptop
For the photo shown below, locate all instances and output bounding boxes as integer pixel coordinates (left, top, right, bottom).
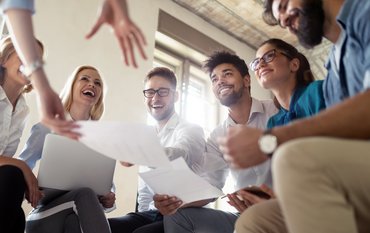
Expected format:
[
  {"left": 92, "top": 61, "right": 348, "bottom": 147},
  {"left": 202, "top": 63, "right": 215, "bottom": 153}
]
[{"left": 38, "top": 134, "right": 116, "bottom": 196}]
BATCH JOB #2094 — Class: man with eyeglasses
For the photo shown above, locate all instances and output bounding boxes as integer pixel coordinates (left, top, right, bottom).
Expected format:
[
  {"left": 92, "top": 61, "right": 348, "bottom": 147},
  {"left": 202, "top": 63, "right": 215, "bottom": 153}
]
[
  {"left": 162, "top": 51, "right": 277, "bottom": 233},
  {"left": 108, "top": 67, "right": 206, "bottom": 233},
  {"left": 221, "top": 0, "right": 370, "bottom": 233}
]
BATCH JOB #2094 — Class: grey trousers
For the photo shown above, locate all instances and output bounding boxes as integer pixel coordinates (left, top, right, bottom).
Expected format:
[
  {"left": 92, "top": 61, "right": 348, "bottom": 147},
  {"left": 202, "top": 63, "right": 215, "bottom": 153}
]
[
  {"left": 164, "top": 207, "right": 238, "bottom": 233},
  {"left": 26, "top": 187, "right": 111, "bottom": 233}
]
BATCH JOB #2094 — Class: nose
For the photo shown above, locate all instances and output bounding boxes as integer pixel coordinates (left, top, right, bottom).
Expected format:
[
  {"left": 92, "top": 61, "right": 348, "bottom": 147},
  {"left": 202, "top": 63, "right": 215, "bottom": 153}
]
[
  {"left": 255, "top": 58, "right": 267, "bottom": 71},
  {"left": 279, "top": 12, "right": 291, "bottom": 28},
  {"left": 88, "top": 81, "right": 96, "bottom": 88}
]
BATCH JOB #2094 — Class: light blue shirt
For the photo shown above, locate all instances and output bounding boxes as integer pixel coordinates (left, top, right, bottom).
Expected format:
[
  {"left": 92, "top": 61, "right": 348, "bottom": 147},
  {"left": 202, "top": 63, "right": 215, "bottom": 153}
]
[
  {"left": 1, "top": 0, "right": 34, "bottom": 14},
  {"left": 19, "top": 122, "right": 50, "bottom": 169},
  {"left": 323, "top": 0, "right": 370, "bottom": 107}
]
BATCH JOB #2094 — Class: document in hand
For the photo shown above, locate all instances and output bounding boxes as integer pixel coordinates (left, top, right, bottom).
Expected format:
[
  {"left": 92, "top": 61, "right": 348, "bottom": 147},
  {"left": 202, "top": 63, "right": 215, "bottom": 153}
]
[
  {"left": 76, "top": 121, "right": 171, "bottom": 168},
  {"left": 139, "top": 157, "right": 224, "bottom": 204}
]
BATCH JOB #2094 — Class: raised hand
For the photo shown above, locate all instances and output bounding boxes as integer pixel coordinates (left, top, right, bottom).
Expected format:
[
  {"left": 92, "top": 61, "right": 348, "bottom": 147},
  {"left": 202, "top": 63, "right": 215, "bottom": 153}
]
[{"left": 86, "top": 0, "right": 147, "bottom": 68}]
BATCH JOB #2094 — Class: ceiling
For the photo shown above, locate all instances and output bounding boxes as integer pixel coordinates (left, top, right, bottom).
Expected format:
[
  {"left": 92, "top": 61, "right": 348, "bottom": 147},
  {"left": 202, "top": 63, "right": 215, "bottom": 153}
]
[{"left": 172, "top": 0, "right": 332, "bottom": 79}]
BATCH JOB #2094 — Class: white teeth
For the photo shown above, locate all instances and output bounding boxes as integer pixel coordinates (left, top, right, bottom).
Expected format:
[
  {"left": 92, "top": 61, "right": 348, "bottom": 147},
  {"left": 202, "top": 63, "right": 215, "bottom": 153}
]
[
  {"left": 82, "top": 90, "right": 95, "bottom": 97},
  {"left": 152, "top": 104, "right": 164, "bottom": 108},
  {"left": 219, "top": 86, "right": 231, "bottom": 95}
]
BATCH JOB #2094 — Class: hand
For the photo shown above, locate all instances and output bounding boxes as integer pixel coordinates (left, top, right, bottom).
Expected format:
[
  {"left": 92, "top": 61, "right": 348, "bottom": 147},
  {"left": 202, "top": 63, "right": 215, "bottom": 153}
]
[
  {"left": 236, "top": 184, "right": 275, "bottom": 206},
  {"left": 153, "top": 194, "right": 182, "bottom": 215},
  {"left": 218, "top": 125, "right": 269, "bottom": 169},
  {"left": 99, "top": 192, "right": 116, "bottom": 208},
  {"left": 86, "top": 0, "right": 147, "bottom": 68},
  {"left": 226, "top": 193, "right": 249, "bottom": 213},
  {"left": 120, "top": 161, "right": 133, "bottom": 167},
  {"left": 18, "top": 161, "right": 43, "bottom": 208},
  {"left": 31, "top": 70, "right": 80, "bottom": 140}
]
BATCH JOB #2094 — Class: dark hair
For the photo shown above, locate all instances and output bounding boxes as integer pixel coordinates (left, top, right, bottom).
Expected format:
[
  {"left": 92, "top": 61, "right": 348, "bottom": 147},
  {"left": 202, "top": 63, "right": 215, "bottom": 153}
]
[
  {"left": 203, "top": 51, "right": 250, "bottom": 78},
  {"left": 263, "top": 0, "right": 279, "bottom": 26},
  {"left": 260, "top": 38, "right": 314, "bottom": 87},
  {"left": 144, "top": 67, "right": 177, "bottom": 89}
]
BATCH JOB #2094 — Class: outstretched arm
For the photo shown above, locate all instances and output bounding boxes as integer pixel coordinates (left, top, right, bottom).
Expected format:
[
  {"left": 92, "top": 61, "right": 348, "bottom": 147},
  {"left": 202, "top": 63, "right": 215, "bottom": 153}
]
[
  {"left": 4, "top": 9, "right": 79, "bottom": 139},
  {"left": 219, "top": 89, "right": 370, "bottom": 169}
]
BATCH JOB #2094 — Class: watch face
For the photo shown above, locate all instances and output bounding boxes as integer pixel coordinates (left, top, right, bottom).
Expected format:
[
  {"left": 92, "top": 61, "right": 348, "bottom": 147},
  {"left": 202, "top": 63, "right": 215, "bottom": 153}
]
[{"left": 259, "top": 134, "right": 277, "bottom": 154}]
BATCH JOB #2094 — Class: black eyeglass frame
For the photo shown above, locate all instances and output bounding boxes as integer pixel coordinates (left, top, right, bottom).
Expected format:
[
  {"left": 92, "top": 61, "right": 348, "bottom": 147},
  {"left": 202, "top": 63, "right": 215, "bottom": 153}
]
[
  {"left": 142, "top": 87, "right": 174, "bottom": 98},
  {"left": 249, "top": 49, "right": 292, "bottom": 71}
]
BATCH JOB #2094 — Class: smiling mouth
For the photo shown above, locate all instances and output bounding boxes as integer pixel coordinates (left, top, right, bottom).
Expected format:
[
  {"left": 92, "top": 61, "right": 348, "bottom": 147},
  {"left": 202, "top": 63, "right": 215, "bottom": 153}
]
[
  {"left": 82, "top": 90, "right": 95, "bottom": 97},
  {"left": 152, "top": 104, "right": 164, "bottom": 109},
  {"left": 218, "top": 85, "right": 233, "bottom": 95}
]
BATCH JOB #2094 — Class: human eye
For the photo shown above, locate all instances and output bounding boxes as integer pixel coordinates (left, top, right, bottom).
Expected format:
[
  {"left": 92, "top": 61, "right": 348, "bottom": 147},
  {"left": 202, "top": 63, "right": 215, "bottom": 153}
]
[
  {"left": 80, "top": 75, "right": 89, "bottom": 81},
  {"left": 264, "top": 51, "right": 275, "bottom": 61},
  {"left": 158, "top": 88, "right": 170, "bottom": 96},
  {"left": 94, "top": 80, "right": 102, "bottom": 86},
  {"left": 225, "top": 71, "right": 233, "bottom": 77}
]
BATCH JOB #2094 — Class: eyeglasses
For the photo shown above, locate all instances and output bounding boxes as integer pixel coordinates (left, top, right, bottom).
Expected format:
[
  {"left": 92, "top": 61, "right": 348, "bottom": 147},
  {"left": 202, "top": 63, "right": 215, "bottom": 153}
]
[
  {"left": 143, "top": 88, "right": 173, "bottom": 98},
  {"left": 249, "top": 49, "right": 291, "bottom": 71}
]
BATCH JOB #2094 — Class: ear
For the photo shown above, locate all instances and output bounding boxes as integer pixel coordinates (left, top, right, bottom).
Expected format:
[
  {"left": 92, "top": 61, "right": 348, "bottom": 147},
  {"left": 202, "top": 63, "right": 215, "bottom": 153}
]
[
  {"left": 243, "top": 74, "right": 251, "bottom": 88},
  {"left": 290, "top": 58, "right": 300, "bottom": 72}
]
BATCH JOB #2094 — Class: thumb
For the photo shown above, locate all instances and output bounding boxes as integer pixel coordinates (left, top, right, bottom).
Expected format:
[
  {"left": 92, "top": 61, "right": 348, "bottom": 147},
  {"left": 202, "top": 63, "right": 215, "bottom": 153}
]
[{"left": 86, "top": 19, "right": 104, "bottom": 39}]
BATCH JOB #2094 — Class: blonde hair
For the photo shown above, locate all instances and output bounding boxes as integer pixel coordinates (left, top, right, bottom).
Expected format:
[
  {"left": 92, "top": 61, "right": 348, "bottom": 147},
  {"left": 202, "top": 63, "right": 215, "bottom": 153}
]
[
  {"left": 60, "top": 65, "right": 105, "bottom": 120},
  {"left": 0, "top": 35, "right": 44, "bottom": 93}
]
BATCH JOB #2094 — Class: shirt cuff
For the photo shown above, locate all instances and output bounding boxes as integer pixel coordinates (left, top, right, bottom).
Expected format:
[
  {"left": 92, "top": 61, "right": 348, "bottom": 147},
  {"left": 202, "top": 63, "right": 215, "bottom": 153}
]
[
  {"left": 1, "top": 0, "right": 35, "bottom": 14},
  {"left": 364, "top": 70, "right": 370, "bottom": 90}
]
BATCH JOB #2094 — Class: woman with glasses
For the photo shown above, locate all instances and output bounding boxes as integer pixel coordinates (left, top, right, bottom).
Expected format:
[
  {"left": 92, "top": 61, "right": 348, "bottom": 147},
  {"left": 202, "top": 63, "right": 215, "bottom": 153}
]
[
  {"left": 250, "top": 38, "right": 326, "bottom": 128},
  {"left": 227, "top": 38, "right": 326, "bottom": 213},
  {"left": 19, "top": 65, "right": 114, "bottom": 233}
]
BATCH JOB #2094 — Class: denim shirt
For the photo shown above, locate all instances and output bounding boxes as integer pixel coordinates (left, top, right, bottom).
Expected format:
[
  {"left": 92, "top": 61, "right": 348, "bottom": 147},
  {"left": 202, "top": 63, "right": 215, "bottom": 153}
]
[{"left": 323, "top": 0, "right": 370, "bottom": 107}]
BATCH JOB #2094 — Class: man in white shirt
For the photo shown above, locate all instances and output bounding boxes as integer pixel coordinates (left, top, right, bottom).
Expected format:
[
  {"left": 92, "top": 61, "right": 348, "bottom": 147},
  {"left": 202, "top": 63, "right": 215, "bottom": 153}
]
[
  {"left": 108, "top": 67, "right": 205, "bottom": 233},
  {"left": 163, "top": 51, "right": 277, "bottom": 233}
]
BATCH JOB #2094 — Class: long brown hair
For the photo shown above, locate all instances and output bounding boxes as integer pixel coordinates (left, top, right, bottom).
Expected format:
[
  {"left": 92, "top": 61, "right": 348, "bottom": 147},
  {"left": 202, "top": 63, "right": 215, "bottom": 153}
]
[{"left": 259, "top": 38, "right": 315, "bottom": 88}]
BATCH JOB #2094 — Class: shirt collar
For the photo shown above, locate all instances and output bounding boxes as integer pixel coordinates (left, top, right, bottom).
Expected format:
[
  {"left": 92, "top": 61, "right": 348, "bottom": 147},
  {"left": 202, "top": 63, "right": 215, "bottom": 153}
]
[
  {"left": 226, "top": 97, "right": 265, "bottom": 126},
  {"left": 0, "top": 85, "right": 7, "bottom": 101},
  {"left": 157, "top": 112, "right": 179, "bottom": 133},
  {"left": 336, "top": 0, "right": 353, "bottom": 29}
]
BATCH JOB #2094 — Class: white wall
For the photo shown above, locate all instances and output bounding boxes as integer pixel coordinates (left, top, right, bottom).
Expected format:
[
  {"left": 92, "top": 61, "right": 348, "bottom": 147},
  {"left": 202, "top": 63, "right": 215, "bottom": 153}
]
[{"left": 20, "top": 0, "right": 271, "bottom": 217}]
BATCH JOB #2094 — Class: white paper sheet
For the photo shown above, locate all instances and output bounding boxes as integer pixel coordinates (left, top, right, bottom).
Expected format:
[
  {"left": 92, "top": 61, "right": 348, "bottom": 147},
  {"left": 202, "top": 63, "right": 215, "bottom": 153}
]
[
  {"left": 139, "top": 157, "right": 224, "bottom": 204},
  {"left": 76, "top": 121, "right": 171, "bottom": 168}
]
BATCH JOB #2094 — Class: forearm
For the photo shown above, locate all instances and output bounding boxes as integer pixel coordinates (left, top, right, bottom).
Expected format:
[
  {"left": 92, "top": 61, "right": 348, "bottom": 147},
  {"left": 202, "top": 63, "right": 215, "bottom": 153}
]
[
  {"left": 0, "top": 156, "right": 26, "bottom": 170},
  {"left": 4, "top": 9, "right": 51, "bottom": 91},
  {"left": 273, "top": 89, "right": 370, "bottom": 144}
]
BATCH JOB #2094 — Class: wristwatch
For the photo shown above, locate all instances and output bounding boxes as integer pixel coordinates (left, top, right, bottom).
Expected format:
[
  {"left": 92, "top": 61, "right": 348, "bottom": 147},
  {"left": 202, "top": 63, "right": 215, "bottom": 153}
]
[{"left": 258, "top": 129, "right": 278, "bottom": 157}]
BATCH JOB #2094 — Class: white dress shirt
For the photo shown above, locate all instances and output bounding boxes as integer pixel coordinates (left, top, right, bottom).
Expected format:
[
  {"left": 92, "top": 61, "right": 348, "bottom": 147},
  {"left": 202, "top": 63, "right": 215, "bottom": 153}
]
[
  {"left": 202, "top": 98, "right": 278, "bottom": 191},
  {"left": 0, "top": 85, "right": 29, "bottom": 156},
  {"left": 137, "top": 113, "right": 206, "bottom": 212}
]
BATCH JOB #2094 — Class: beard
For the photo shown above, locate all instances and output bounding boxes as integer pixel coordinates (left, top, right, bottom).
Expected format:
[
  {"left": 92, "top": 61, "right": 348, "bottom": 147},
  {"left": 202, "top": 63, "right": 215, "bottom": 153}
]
[
  {"left": 296, "top": 0, "right": 325, "bottom": 49},
  {"left": 219, "top": 86, "right": 244, "bottom": 107},
  {"left": 151, "top": 105, "right": 175, "bottom": 122}
]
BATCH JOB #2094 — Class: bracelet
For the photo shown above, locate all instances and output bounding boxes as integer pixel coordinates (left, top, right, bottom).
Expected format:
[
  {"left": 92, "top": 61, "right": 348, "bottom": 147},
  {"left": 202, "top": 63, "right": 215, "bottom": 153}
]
[{"left": 20, "top": 60, "right": 44, "bottom": 78}]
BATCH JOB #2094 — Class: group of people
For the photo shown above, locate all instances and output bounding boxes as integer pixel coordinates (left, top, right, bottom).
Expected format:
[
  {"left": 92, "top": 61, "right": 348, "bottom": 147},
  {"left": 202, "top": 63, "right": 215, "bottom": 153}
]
[{"left": 0, "top": 0, "right": 369, "bottom": 233}]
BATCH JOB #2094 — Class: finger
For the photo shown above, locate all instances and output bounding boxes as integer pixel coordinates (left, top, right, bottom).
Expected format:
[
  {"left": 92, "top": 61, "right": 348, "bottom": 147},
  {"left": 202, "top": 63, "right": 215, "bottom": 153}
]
[
  {"left": 117, "top": 34, "right": 129, "bottom": 66},
  {"left": 238, "top": 190, "right": 263, "bottom": 204},
  {"left": 260, "top": 184, "right": 275, "bottom": 198},
  {"left": 126, "top": 34, "right": 137, "bottom": 68},
  {"left": 131, "top": 27, "right": 147, "bottom": 60},
  {"left": 86, "top": 19, "right": 104, "bottom": 39},
  {"left": 153, "top": 194, "right": 168, "bottom": 202}
]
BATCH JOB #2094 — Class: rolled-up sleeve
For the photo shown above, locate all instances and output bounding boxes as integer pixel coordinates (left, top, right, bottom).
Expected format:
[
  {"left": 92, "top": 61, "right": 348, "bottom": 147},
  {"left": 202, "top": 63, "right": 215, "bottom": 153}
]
[{"left": 1, "top": 0, "right": 34, "bottom": 14}]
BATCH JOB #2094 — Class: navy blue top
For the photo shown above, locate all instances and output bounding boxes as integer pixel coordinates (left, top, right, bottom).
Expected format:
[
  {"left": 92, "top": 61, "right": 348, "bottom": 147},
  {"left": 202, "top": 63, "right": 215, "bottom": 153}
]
[
  {"left": 267, "top": 81, "right": 326, "bottom": 128},
  {"left": 323, "top": 0, "right": 370, "bottom": 107}
]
